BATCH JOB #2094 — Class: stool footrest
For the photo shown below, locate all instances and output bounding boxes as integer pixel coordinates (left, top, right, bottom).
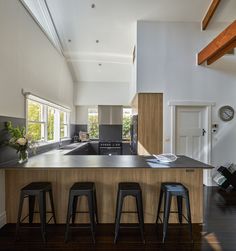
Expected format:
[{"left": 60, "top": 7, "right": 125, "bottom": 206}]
[
  {"left": 121, "top": 211, "right": 138, "bottom": 214},
  {"left": 74, "top": 211, "right": 90, "bottom": 214},
  {"left": 19, "top": 211, "right": 55, "bottom": 224},
  {"left": 156, "top": 213, "right": 190, "bottom": 224},
  {"left": 159, "top": 210, "right": 181, "bottom": 214}
]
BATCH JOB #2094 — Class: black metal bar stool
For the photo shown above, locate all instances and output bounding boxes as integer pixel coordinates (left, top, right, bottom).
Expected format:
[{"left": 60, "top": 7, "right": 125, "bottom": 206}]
[
  {"left": 156, "top": 182, "right": 193, "bottom": 243},
  {"left": 65, "top": 182, "right": 99, "bottom": 243},
  {"left": 114, "top": 182, "right": 145, "bottom": 244},
  {"left": 15, "top": 182, "right": 57, "bottom": 242}
]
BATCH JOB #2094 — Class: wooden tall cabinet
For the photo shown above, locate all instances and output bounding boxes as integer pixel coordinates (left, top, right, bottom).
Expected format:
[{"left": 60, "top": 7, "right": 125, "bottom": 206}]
[{"left": 132, "top": 93, "right": 163, "bottom": 155}]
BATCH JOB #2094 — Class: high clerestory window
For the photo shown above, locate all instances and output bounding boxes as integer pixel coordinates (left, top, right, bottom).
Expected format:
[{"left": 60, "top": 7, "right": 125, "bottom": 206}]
[{"left": 26, "top": 95, "right": 70, "bottom": 143}]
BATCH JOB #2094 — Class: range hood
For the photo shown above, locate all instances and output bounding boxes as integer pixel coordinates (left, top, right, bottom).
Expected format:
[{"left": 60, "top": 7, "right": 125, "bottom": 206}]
[
  {"left": 98, "top": 105, "right": 123, "bottom": 142},
  {"left": 98, "top": 105, "right": 122, "bottom": 125}
]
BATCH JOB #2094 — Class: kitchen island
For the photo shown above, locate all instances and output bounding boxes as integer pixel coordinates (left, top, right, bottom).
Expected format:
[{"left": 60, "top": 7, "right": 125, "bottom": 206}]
[{"left": 3, "top": 150, "right": 212, "bottom": 224}]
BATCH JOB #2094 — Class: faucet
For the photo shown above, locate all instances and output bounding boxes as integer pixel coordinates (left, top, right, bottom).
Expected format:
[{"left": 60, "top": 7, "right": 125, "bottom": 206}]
[{"left": 59, "top": 138, "right": 63, "bottom": 149}]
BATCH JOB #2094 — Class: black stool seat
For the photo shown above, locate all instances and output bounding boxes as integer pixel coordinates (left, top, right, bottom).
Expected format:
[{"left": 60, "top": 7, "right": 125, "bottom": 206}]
[
  {"left": 114, "top": 182, "right": 145, "bottom": 244},
  {"left": 21, "top": 182, "right": 52, "bottom": 193},
  {"left": 65, "top": 182, "right": 98, "bottom": 243},
  {"left": 156, "top": 182, "right": 193, "bottom": 243},
  {"left": 162, "top": 182, "right": 188, "bottom": 195},
  {"left": 16, "top": 182, "right": 56, "bottom": 242},
  {"left": 70, "top": 182, "right": 95, "bottom": 191},
  {"left": 118, "top": 182, "right": 141, "bottom": 191}
]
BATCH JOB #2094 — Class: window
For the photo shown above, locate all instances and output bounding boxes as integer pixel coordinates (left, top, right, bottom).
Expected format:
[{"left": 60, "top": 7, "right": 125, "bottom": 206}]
[
  {"left": 26, "top": 95, "right": 70, "bottom": 143},
  {"left": 88, "top": 107, "right": 99, "bottom": 139},
  {"left": 47, "top": 107, "right": 55, "bottom": 141},
  {"left": 122, "top": 108, "right": 132, "bottom": 140},
  {"left": 60, "top": 111, "right": 69, "bottom": 138},
  {"left": 27, "top": 100, "right": 45, "bottom": 141}
]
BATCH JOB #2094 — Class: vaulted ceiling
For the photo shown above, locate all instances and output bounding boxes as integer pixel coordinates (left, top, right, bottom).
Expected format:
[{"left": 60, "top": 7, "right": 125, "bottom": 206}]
[{"left": 21, "top": 0, "right": 236, "bottom": 84}]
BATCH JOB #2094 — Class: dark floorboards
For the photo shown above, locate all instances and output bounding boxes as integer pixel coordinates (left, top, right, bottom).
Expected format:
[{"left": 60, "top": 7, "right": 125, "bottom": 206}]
[{"left": 1, "top": 187, "right": 236, "bottom": 251}]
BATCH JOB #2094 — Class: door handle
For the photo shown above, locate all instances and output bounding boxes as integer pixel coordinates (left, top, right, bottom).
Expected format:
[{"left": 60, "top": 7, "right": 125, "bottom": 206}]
[{"left": 202, "top": 129, "right": 206, "bottom": 136}]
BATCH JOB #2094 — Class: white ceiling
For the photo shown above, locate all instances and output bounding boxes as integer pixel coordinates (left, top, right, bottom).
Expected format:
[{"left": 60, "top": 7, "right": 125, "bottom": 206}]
[{"left": 22, "top": 0, "right": 236, "bottom": 84}]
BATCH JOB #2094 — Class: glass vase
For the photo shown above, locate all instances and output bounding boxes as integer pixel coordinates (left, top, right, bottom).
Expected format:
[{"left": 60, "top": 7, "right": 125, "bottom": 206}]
[{"left": 18, "top": 150, "right": 28, "bottom": 164}]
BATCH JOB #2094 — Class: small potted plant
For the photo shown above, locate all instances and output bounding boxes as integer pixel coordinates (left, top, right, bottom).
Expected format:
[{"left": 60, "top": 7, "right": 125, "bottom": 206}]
[{"left": 5, "top": 121, "right": 37, "bottom": 164}]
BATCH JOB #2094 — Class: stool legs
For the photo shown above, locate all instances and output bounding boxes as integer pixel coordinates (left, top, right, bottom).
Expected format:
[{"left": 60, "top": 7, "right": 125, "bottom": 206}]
[
  {"left": 72, "top": 196, "right": 78, "bottom": 224},
  {"left": 49, "top": 189, "right": 57, "bottom": 224},
  {"left": 162, "top": 192, "right": 172, "bottom": 243},
  {"left": 114, "top": 192, "right": 123, "bottom": 244},
  {"left": 15, "top": 192, "right": 25, "bottom": 240},
  {"left": 156, "top": 189, "right": 163, "bottom": 224},
  {"left": 136, "top": 193, "right": 145, "bottom": 244},
  {"left": 65, "top": 189, "right": 98, "bottom": 243},
  {"left": 114, "top": 189, "right": 145, "bottom": 244},
  {"left": 65, "top": 191, "right": 74, "bottom": 242},
  {"left": 93, "top": 190, "right": 99, "bottom": 224},
  {"left": 177, "top": 196, "right": 183, "bottom": 224},
  {"left": 185, "top": 192, "right": 193, "bottom": 242},
  {"left": 38, "top": 192, "right": 46, "bottom": 243},
  {"left": 88, "top": 193, "right": 96, "bottom": 244},
  {"left": 28, "top": 196, "right": 35, "bottom": 224},
  {"left": 156, "top": 184, "right": 193, "bottom": 243}
]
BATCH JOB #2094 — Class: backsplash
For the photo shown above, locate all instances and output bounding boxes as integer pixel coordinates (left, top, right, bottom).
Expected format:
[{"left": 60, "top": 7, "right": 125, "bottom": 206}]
[
  {"left": 75, "top": 124, "right": 88, "bottom": 133},
  {"left": 99, "top": 125, "right": 122, "bottom": 142}
]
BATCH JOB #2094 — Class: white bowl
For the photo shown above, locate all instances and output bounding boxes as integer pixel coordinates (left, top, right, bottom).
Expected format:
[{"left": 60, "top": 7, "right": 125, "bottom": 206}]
[{"left": 153, "top": 154, "right": 178, "bottom": 163}]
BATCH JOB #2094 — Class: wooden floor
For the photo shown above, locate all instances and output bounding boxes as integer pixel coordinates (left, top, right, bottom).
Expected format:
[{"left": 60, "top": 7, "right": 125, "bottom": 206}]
[{"left": 0, "top": 186, "right": 236, "bottom": 251}]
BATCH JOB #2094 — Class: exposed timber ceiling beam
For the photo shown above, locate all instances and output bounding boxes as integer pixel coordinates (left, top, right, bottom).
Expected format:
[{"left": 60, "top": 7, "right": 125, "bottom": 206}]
[
  {"left": 198, "top": 20, "right": 236, "bottom": 65},
  {"left": 202, "top": 0, "right": 221, "bottom": 30}
]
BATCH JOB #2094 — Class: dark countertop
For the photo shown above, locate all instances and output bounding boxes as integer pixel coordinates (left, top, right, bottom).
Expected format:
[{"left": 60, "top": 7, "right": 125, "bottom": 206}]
[{"left": 1, "top": 146, "right": 213, "bottom": 169}]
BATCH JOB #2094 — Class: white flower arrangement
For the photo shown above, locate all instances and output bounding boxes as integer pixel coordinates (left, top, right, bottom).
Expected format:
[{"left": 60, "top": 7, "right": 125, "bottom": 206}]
[{"left": 5, "top": 121, "right": 38, "bottom": 163}]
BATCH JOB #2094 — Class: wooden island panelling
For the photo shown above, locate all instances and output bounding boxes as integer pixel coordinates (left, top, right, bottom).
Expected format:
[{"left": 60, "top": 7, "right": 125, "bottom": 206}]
[
  {"left": 132, "top": 93, "right": 163, "bottom": 155},
  {"left": 5, "top": 167, "right": 203, "bottom": 224}
]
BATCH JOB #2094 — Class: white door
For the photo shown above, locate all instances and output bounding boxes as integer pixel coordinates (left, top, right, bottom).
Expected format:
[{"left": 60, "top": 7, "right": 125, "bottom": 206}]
[{"left": 176, "top": 106, "right": 208, "bottom": 163}]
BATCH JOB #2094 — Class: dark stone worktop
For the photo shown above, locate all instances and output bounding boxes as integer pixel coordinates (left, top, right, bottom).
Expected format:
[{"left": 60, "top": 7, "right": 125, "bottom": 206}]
[{"left": 1, "top": 146, "right": 213, "bottom": 169}]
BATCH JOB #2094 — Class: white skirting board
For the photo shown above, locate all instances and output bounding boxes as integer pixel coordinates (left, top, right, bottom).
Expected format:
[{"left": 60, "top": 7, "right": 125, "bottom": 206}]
[{"left": 0, "top": 211, "right": 6, "bottom": 228}]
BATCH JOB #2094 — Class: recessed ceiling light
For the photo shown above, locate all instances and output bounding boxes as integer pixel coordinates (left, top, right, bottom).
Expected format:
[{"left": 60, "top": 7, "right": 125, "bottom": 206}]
[
  {"left": 91, "top": 4, "right": 95, "bottom": 8},
  {"left": 96, "top": 40, "right": 99, "bottom": 43},
  {"left": 68, "top": 39, "right": 71, "bottom": 43},
  {"left": 98, "top": 63, "right": 102, "bottom": 66}
]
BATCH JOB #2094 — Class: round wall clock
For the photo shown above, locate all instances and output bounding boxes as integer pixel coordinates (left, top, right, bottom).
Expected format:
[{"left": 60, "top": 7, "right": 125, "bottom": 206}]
[{"left": 219, "top": 106, "right": 234, "bottom": 121}]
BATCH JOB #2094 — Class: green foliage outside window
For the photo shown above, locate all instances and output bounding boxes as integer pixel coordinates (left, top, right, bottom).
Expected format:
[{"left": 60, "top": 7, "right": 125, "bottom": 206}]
[
  {"left": 47, "top": 108, "right": 54, "bottom": 141},
  {"left": 27, "top": 99, "right": 69, "bottom": 142},
  {"left": 28, "top": 123, "right": 42, "bottom": 141},
  {"left": 122, "top": 115, "right": 131, "bottom": 139},
  {"left": 88, "top": 114, "right": 99, "bottom": 139},
  {"left": 122, "top": 108, "right": 132, "bottom": 140},
  {"left": 27, "top": 101, "right": 43, "bottom": 141}
]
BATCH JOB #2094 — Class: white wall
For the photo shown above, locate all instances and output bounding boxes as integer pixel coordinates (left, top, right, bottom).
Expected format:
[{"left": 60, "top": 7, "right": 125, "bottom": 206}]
[
  {"left": 76, "top": 106, "right": 89, "bottom": 124},
  {"left": 74, "top": 82, "right": 130, "bottom": 106},
  {"left": 0, "top": 0, "right": 75, "bottom": 122},
  {"left": 0, "top": 0, "right": 75, "bottom": 227},
  {"left": 137, "top": 21, "right": 236, "bottom": 171}
]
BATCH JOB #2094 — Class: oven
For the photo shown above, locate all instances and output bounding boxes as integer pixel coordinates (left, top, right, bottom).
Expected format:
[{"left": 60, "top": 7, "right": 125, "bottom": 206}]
[{"left": 98, "top": 142, "right": 123, "bottom": 155}]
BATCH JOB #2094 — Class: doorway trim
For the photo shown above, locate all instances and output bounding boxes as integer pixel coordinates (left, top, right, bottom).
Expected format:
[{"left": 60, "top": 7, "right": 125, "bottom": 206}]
[{"left": 168, "top": 101, "right": 215, "bottom": 186}]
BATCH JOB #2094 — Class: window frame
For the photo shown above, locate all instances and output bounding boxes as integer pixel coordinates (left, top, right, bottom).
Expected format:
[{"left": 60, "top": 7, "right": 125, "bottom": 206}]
[
  {"left": 60, "top": 111, "right": 70, "bottom": 139},
  {"left": 26, "top": 95, "right": 71, "bottom": 144}
]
